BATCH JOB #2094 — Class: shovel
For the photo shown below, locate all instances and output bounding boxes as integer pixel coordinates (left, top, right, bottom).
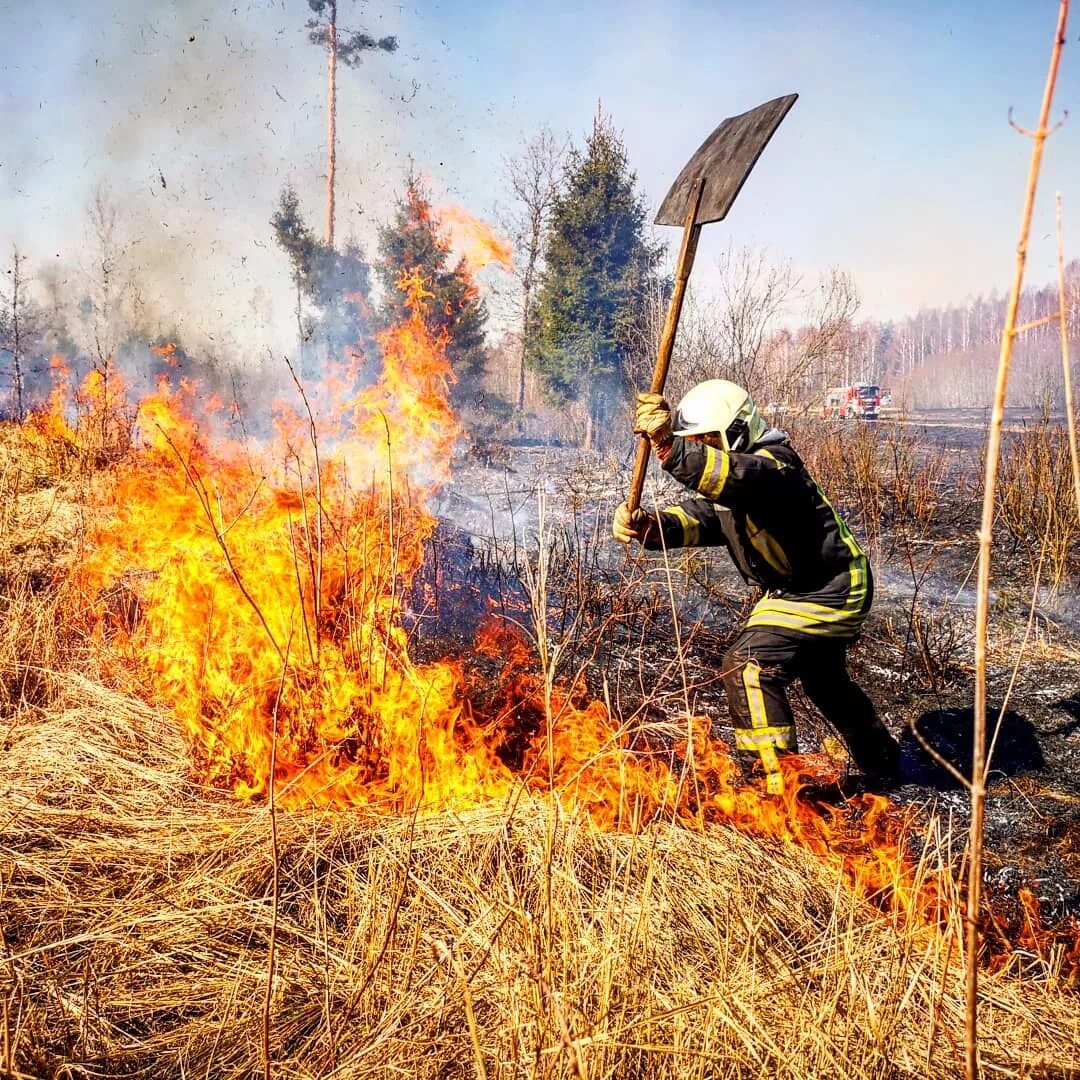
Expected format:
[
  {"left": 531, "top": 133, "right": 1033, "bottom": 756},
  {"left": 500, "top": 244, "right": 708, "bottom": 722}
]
[{"left": 627, "top": 93, "right": 798, "bottom": 512}]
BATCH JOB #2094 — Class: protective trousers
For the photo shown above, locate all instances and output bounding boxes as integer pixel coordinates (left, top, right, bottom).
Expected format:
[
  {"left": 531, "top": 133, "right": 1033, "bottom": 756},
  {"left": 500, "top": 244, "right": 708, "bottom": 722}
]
[{"left": 721, "top": 625, "right": 899, "bottom": 794}]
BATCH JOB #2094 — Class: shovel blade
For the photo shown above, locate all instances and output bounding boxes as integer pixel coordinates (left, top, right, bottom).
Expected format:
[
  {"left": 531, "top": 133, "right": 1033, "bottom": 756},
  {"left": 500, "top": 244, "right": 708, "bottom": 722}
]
[{"left": 655, "top": 93, "right": 798, "bottom": 227}]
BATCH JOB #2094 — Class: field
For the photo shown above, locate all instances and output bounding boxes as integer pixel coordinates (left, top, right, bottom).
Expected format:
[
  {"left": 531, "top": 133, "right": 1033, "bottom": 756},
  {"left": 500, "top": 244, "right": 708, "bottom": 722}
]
[{"left": 2, "top": 387, "right": 1080, "bottom": 1079}]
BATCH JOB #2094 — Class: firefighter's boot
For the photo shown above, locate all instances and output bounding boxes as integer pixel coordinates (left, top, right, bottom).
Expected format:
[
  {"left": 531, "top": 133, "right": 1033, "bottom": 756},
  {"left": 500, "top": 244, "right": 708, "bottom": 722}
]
[{"left": 799, "top": 659, "right": 900, "bottom": 785}]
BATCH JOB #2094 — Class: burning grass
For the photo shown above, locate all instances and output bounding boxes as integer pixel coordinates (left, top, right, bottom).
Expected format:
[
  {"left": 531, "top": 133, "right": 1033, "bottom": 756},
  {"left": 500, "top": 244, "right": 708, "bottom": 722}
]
[
  {"left": 3, "top": 271, "right": 1080, "bottom": 1075},
  {"left": 3, "top": 681, "right": 1079, "bottom": 1079},
  {"left": 2, "top": 437, "right": 1079, "bottom": 1079}
]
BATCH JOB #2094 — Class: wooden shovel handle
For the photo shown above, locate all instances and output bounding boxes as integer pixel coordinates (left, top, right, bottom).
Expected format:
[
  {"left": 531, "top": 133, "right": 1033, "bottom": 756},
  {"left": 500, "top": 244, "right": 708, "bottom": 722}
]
[{"left": 627, "top": 178, "right": 706, "bottom": 513}]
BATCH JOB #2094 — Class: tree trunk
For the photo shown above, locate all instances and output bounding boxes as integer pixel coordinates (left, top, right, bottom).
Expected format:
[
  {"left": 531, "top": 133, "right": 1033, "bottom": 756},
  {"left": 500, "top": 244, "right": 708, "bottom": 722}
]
[
  {"left": 296, "top": 281, "right": 305, "bottom": 381},
  {"left": 517, "top": 289, "right": 531, "bottom": 414},
  {"left": 11, "top": 249, "right": 24, "bottom": 422},
  {"left": 325, "top": 0, "right": 338, "bottom": 249},
  {"left": 517, "top": 211, "right": 544, "bottom": 416}
]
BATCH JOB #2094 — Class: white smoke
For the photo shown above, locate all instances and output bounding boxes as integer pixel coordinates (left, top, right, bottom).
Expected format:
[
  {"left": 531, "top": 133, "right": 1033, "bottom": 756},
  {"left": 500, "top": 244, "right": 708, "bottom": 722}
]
[{"left": 2, "top": 0, "right": 477, "bottom": 370}]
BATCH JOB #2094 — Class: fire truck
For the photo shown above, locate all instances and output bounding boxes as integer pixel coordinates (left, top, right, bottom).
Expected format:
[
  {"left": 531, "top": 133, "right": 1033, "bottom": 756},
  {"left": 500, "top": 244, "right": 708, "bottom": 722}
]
[{"left": 822, "top": 382, "right": 881, "bottom": 420}]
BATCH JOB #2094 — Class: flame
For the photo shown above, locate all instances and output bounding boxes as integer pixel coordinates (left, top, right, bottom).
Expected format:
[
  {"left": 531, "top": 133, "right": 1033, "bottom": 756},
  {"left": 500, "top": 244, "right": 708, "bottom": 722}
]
[
  {"left": 24, "top": 356, "right": 77, "bottom": 445},
  {"left": 151, "top": 342, "right": 181, "bottom": 367},
  {"left": 21, "top": 255, "right": 1075, "bottom": 980},
  {"left": 23, "top": 356, "right": 133, "bottom": 464},
  {"left": 73, "top": 272, "right": 512, "bottom": 811},
  {"left": 434, "top": 204, "right": 513, "bottom": 273}
]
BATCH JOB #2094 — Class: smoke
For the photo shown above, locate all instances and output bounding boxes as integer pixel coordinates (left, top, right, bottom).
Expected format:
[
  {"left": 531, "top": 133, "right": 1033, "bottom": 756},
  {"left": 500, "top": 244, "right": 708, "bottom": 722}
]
[{"left": 3, "top": 0, "right": 444, "bottom": 369}]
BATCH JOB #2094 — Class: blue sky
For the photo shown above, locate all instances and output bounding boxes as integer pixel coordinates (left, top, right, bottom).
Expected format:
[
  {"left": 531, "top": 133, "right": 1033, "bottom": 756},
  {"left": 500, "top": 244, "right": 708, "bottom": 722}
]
[{"left": 1, "top": 0, "right": 1077, "bottom": 358}]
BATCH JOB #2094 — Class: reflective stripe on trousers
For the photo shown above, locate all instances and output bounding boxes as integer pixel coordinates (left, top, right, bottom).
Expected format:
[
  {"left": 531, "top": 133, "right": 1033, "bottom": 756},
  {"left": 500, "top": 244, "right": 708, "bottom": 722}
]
[{"left": 735, "top": 659, "right": 796, "bottom": 795}]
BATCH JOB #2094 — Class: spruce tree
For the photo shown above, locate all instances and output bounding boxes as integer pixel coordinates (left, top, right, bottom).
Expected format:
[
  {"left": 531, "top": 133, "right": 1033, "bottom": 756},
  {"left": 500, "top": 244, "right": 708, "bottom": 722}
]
[
  {"left": 532, "top": 113, "right": 660, "bottom": 449},
  {"left": 375, "top": 174, "right": 488, "bottom": 403},
  {"left": 271, "top": 185, "right": 378, "bottom": 378}
]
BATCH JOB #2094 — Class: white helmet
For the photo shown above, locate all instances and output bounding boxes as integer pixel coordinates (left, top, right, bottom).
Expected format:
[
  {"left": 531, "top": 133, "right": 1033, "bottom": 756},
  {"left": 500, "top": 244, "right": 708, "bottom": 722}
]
[{"left": 673, "top": 379, "right": 767, "bottom": 452}]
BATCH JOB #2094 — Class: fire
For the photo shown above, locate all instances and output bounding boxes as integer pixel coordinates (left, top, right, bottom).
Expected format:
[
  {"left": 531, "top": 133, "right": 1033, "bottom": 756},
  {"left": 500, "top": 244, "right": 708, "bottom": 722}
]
[
  {"left": 73, "top": 270, "right": 514, "bottom": 811},
  {"left": 151, "top": 342, "right": 181, "bottom": 366},
  {"left": 24, "top": 356, "right": 78, "bottom": 446},
  {"left": 23, "top": 355, "right": 133, "bottom": 465},
  {"left": 434, "top": 203, "right": 514, "bottom": 272},
  {"left": 26, "top": 252, "right": 1076, "bottom": 979}
]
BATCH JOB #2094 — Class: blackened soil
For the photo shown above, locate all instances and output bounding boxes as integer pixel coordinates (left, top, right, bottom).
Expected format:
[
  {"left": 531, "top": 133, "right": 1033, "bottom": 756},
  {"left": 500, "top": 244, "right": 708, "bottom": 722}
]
[{"left": 420, "top": 431, "right": 1080, "bottom": 946}]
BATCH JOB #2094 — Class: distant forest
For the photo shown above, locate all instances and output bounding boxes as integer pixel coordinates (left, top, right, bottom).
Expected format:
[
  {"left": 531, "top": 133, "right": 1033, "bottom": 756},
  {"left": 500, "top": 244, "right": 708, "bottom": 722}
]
[
  {"left": 4, "top": 130, "right": 1078, "bottom": 446},
  {"left": 820, "top": 267, "right": 1080, "bottom": 410}
]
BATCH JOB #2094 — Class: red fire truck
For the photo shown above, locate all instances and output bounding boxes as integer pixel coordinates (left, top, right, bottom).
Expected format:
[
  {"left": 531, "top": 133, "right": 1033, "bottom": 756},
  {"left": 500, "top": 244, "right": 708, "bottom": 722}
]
[{"left": 822, "top": 382, "right": 881, "bottom": 420}]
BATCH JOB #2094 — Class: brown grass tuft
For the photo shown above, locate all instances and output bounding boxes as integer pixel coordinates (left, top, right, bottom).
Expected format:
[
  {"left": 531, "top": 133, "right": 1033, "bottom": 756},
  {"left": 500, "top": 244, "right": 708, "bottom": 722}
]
[{"left": 1, "top": 682, "right": 1078, "bottom": 1079}]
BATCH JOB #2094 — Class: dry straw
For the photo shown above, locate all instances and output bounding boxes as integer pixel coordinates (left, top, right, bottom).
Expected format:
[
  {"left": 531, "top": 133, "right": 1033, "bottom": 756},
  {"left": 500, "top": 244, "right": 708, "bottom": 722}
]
[{"left": 1, "top": 673, "right": 1078, "bottom": 1079}]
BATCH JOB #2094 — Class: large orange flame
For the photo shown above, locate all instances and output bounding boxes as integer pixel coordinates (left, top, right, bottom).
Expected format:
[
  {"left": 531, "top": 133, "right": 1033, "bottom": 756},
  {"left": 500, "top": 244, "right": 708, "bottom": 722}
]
[
  {"left": 28, "top": 260, "right": 1077, "bottom": 981},
  {"left": 74, "top": 271, "right": 514, "bottom": 810},
  {"left": 435, "top": 204, "right": 513, "bottom": 273}
]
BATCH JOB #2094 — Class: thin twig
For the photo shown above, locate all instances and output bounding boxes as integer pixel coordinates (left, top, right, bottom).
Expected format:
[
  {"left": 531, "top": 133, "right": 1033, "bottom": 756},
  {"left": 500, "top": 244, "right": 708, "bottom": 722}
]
[
  {"left": 262, "top": 634, "right": 292, "bottom": 1080},
  {"left": 1056, "top": 193, "right": 1080, "bottom": 517},
  {"left": 282, "top": 352, "right": 325, "bottom": 662},
  {"left": 153, "top": 421, "right": 285, "bottom": 663},
  {"left": 967, "top": 6, "right": 1068, "bottom": 1078}
]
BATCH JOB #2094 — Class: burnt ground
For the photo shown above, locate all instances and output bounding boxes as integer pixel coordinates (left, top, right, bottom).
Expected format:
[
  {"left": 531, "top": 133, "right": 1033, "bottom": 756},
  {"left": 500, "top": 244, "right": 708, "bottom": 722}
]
[{"left": 414, "top": 421, "right": 1080, "bottom": 938}]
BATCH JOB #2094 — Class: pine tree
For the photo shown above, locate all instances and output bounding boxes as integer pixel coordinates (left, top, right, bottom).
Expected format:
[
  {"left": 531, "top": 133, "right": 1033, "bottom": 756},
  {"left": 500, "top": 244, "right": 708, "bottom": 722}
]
[
  {"left": 375, "top": 174, "right": 488, "bottom": 403},
  {"left": 271, "top": 185, "right": 378, "bottom": 378},
  {"left": 304, "top": 0, "right": 397, "bottom": 248},
  {"left": 532, "top": 112, "right": 660, "bottom": 449}
]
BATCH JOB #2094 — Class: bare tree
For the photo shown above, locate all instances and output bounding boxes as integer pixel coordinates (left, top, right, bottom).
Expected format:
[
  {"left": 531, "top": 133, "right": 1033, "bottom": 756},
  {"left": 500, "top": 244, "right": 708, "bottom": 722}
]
[
  {"left": 1, "top": 249, "right": 55, "bottom": 420},
  {"left": 39, "top": 262, "right": 73, "bottom": 347},
  {"left": 78, "top": 184, "right": 151, "bottom": 447},
  {"left": 624, "top": 270, "right": 671, "bottom": 394},
  {"left": 502, "top": 127, "right": 568, "bottom": 413},
  {"left": 85, "top": 186, "right": 121, "bottom": 368},
  {"left": 305, "top": 1, "right": 397, "bottom": 248},
  {"left": 710, "top": 246, "right": 798, "bottom": 400},
  {"left": 786, "top": 267, "right": 860, "bottom": 404},
  {"left": 629, "top": 281, "right": 731, "bottom": 404},
  {"left": 625, "top": 251, "right": 860, "bottom": 420},
  {"left": 4, "top": 248, "right": 27, "bottom": 420}
]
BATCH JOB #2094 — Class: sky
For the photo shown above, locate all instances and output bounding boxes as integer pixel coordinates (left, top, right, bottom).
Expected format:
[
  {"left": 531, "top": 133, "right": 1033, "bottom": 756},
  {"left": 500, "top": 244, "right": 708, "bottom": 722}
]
[{"left": 2, "top": 0, "right": 1079, "bottom": 363}]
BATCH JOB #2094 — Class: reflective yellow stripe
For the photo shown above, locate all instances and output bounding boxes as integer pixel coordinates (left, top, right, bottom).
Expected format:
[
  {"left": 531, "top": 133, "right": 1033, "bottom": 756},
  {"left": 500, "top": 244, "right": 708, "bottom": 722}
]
[
  {"left": 753, "top": 596, "right": 863, "bottom": 619},
  {"left": 754, "top": 447, "right": 786, "bottom": 468},
  {"left": 817, "top": 483, "right": 871, "bottom": 619},
  {"left": 750, "top": 600, "right": 865, "bottom": 626},
  {"left": 734, "top": 726, "right": 797, "bottom": 750},
  {"left": 745, "top": 619, "right": 858, "bottom": 638},
  {"left": 665, "top": 505, "right": 700, "bottom": 546},
  {"left": 745, "top": 515, "right": 793, "bottom": 577},
  {"left": 698, "top": 444, "right": 729, "bottom": 499},
  {"left": 741, "top": 660, "right": 787, "bottom": 793},
  {"left": 746, "top": 600, "right": 865, "bottom": 638},
  {"left": 743, "top": 661, "right": 769, "bottom": 729}
]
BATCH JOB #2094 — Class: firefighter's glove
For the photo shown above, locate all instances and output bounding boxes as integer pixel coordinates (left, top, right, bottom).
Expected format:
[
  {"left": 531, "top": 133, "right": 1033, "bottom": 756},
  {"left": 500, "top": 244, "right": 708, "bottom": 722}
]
[
  {"left": 612, "top": 501, "right": 653, "bottom": 545},
  {"left": 634, "top": 392, "right": 674, "bottom": 451}
]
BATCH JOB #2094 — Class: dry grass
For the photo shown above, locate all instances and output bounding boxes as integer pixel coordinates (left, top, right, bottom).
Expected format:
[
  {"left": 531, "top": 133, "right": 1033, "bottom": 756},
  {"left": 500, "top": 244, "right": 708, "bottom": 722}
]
[
  {"left": 789, "top": 419, "right": 972, "bottom": 563},
  {"left": 0, "top": 681, "right": 1077, "bottom": 1079},
  {"left": 997, "top": 418, "right": 1080, "bottom": 593},
  {"left": 2, "top": 419, "right": 1080, "bottom": 1079}
]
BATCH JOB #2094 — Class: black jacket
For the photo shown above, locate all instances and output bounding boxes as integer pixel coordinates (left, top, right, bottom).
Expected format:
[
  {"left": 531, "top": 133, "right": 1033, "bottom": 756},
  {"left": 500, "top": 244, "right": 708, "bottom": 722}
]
[{"left": 644, "top": 434, "right": 872, "bottom": 622}]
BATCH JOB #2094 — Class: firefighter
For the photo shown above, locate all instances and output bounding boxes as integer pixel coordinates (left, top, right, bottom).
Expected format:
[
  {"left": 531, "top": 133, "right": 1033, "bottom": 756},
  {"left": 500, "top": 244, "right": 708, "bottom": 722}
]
[{"left": 613, "top": 379, "right": 900, "bottom": 795}]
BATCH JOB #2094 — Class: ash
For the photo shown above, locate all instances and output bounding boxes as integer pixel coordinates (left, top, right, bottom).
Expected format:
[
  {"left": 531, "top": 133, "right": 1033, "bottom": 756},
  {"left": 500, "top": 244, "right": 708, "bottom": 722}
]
[{"left": 416, "top": 430, "right": 1080, "bottom": 931}]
